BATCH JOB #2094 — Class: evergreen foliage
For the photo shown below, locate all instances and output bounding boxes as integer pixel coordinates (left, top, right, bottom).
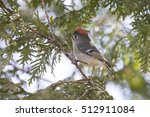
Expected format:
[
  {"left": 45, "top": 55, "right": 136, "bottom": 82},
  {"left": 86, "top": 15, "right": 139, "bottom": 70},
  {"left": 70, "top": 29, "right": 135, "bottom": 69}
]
[
  {"left": 101, "top": 0, "right": 150, "bottom": 73},
  {"left": 0, "top": 0, "right": 150, "bottom": 99},
  {"left": 23, "top": 77, "right": 113, "bottom": 100}
]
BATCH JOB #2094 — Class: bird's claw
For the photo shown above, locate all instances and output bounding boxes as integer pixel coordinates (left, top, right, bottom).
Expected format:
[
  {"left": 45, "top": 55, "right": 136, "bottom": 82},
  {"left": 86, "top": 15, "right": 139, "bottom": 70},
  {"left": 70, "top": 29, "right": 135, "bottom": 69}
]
[{"left": 72, "top": 59, "right": 79, "bottom": 64}]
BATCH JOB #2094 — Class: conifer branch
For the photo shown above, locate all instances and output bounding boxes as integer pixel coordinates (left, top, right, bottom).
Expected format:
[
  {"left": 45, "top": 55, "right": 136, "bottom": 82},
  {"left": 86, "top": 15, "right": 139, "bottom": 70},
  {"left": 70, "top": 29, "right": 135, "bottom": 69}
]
[{"left": 39, "top": 0, "right": 90, "bottom": 81}]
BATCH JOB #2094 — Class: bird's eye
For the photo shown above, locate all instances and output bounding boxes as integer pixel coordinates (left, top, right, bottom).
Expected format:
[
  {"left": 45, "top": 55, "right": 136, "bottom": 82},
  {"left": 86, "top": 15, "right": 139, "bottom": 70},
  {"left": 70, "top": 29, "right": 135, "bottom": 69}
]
[{"left": 73, "top": 35, "right": 78, "bottom": 40}]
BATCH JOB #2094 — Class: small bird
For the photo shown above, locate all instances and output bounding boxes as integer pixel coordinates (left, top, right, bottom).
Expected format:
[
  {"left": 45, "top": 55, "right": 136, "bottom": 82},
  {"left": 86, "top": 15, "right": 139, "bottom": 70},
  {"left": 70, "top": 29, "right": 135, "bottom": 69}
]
[{"left": 72, "top": 27, "right": 114, "bottom": 79}]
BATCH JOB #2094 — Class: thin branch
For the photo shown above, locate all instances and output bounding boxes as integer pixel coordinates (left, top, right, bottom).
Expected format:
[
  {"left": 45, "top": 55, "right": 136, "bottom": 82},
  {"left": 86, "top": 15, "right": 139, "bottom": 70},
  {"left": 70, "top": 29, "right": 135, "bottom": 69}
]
[
  {"left": 41, "top": 0, "right": 55, "bottom": 39},
  {"left": 29, "top": 27, "right": 90, "bottom": 81},
  {"left": 38, "top": 0, "right": 90, "bottom": 81}
]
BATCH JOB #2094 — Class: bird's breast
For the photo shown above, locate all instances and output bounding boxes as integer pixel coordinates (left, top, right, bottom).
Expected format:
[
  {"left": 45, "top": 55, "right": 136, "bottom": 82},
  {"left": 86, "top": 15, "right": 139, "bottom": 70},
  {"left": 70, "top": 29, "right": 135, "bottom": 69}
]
[{"left": 73, "top": 47, "right": 99, "bottom": 66}]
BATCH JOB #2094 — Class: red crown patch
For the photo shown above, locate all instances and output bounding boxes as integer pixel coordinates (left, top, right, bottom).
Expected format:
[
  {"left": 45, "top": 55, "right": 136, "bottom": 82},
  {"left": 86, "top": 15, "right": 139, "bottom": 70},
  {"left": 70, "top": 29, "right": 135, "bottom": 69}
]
[{"left": 75, "top": 27, "right": 88, "bottom": 35}]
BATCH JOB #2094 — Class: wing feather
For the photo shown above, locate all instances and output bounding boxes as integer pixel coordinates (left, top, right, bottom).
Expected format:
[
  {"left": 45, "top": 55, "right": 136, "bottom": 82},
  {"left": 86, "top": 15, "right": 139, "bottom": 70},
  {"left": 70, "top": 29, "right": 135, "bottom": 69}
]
[{"left": 77, "top": 44, "right": 112, "bottom": 68}]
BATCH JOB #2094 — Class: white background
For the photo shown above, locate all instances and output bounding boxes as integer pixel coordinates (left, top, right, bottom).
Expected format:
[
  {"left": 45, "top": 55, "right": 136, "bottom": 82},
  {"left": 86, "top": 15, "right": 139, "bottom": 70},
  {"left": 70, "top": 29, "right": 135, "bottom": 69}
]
[{"left": 0, "top": 100, "right": 149, "bottom": 117}]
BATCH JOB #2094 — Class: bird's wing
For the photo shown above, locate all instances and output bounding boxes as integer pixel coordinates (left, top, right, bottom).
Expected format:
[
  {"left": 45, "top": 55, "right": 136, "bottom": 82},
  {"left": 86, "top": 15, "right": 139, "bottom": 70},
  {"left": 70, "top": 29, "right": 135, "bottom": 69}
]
[
  {"left": 77, "top": 43, "right": 112, "bottom": 68},
  {"left": 77, "top": 42, "right": 115, "bottom": 79}
]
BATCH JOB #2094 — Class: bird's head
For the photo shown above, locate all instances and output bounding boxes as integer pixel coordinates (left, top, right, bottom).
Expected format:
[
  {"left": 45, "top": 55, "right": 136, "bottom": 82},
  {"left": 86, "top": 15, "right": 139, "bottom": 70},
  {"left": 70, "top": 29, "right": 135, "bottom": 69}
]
[{"left": 72, "top": 27, "right": 90, "bottom": 44}]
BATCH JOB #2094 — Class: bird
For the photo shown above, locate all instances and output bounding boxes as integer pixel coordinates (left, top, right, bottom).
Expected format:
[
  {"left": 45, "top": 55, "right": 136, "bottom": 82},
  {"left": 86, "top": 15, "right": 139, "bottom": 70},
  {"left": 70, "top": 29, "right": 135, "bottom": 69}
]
[{"left": 72, "top": 27, "right": 115, "bottom": 79}]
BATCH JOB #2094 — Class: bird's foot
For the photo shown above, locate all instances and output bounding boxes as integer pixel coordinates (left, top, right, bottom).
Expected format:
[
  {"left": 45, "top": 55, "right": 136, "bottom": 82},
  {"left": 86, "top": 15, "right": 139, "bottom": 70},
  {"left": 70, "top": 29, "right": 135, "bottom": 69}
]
[{"left": 72, "top": 59, "right": 79, "bottom": 64}]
